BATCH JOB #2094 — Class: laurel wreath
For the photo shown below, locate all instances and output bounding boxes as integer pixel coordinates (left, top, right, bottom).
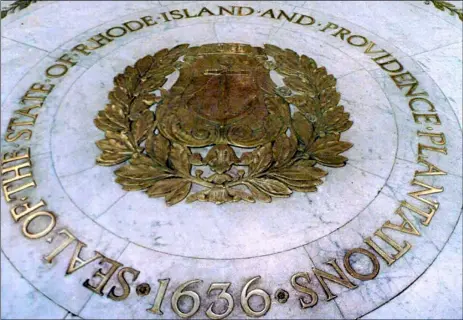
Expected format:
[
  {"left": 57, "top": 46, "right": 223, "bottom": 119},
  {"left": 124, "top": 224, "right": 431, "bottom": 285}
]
[
  {"left": 1, "top": 0, "right": 36, "bottom": 19},
  {"left": 425, "top": 0, "right": 463, "bottom": 21},
  {"left": 94, "top": 44, "right": 353, "bottom": 206}
]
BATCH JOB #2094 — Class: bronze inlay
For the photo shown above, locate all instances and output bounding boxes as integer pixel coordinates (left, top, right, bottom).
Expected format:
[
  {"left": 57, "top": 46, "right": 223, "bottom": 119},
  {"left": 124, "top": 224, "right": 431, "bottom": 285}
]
[{"left": 94, "top": 43, "right": 353, "bottom": 205}]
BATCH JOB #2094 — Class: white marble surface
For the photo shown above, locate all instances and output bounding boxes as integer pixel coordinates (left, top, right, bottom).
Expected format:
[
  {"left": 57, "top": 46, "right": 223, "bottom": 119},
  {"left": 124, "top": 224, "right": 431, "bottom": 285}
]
[{"left": 1, "top": 1, "right": 462, "bottom": 319}]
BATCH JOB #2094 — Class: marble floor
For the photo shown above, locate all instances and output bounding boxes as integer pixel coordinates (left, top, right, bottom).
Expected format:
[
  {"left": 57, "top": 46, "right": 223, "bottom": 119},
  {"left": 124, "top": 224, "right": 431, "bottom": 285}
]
[{"left": 1, "top": 1, "right": 462, "bottom": 319}]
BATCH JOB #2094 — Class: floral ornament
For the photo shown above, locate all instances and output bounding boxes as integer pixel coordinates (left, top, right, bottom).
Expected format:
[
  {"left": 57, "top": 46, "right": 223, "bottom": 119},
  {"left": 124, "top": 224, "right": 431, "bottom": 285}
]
[{"left": 94, "top": 43, "right": 353, "bottom": 206}]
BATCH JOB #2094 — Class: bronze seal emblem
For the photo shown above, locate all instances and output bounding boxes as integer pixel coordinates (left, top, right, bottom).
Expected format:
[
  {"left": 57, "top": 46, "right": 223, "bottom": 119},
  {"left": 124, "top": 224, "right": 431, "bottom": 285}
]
[{"left": 94, "top": 43, "right": 353, "bottom": 205}]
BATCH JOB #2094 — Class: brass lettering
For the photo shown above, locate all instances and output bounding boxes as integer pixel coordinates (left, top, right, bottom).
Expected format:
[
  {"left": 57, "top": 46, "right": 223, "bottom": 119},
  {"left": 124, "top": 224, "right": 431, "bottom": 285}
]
[
  {"left": 413, "top": 113, "right": 441, "bottom": 125},
  {"left": 277, "top": 10, "right": 297, "bottom": 22},
  {"left": 2, "top": 149, "right": 30, "bottom": 164},
  {"left": 6, "top": 117, "right": 34, "bottom": 142},
  {"left": 332, "top": 27, "right": 351, "bottom": 40},
  {"left": 57, "top": 53, "right": 78, "bottom": 67},
  {"left": 106, "top": 26, "right": 127, "bottom": 38},
  {"left": 2, "top": 180, "right": 36, "bottom": 202},
  {"left": 122, "top": 20, "right": 144, "bottom": 32},
  {"left": 83, "top": 254, "right": 122, "bottom": 296},
  {"left": 218, "top": 6, "right": 235, "bottom": 16},
  {"left": 295, "top": 14, "right": 315, "bottom": 26},
  {"left": 87, "top": 33, "right": 113, "bottom": 50},
  {"left": 2, "top": 150, "right": 35, "bottom": 202},
  {"left": 29, "top": 82, "right": 54, "bottom": 94},
  {"left": 312, "top": 259, "right": 357, "bottom": 301},
  {"left": 20, "top": 95, "right": 46, "bottom": 103},
  {"left": 10, "top": 198, "right": 46, "bottom": 222},
  {"left": 160, "top": 12, "right": 170, "bottom": 22},
  {"left": 417, "top": 131, "right": 446, "bottom": 145},
  {"left": 391, "top": 72, "right": 427, "bottom": 97},
  {"left": 43, "top": 229, "right": 77, "bottom": 263},
  {"left": 290, "top": 272, "right": 319, "bottom": 308},
  {"left": 347, "top": 35, "right": 369, "bottom": 47},
  {"left": 418, "top": 143, "right": 447, "bottom": 157},
  {"left": 237, "top": 6, "right": 253, "bottom": 16},
  {"left": 7, "top": 117, "right": 34, "bottom": 129},
  {"left": 343, "top": 248, "right": 380, "bottom": 281},
  {"left": 66, "top": 241, "right": 103, "bottom": 275},
  {"left": 260, "top": 9, "right": 275, "bottom": 19},
  {"left": 400, "top": 200, "right": 436, "bottom": 226},
  {"left": 372, "top": 53, "right": 392, "bottom": 62},
  {"left": 22, "top": 210, "right": 56, "bottom": 239},
  {"left": 169, "top": 10, "right": 184, "bottom": 20},
  {"left": 377, "top": 59, "right": 404, "bottom": 73},
  {"left": 320, "top": 22, "right": 338, "bottom": 32},
  {"left": 107, "top": 267, "right": 140, "bottom": 301},
  {"left": 5, "top": 129, "right": 32, "bottom": 142},
  {"left": 409, "top": 97, "right": 435, "bottom": 112},
  {"left": 383, "top": 205, "right": 421, "bottom": 236},
  {"left": 197, "top": 7, "right": 215, "bottom": 17},
  {"left": 415, "top": 156, "right": 447, "bottom": 176},
  {"left": 46, "top": 64, "right": 68, "bottom": 78},
  {"left": 182, "top": 9, "right": 197, "bottom": 18},
  {"left": 364, "top": 42, "right": 388, "bottom": 55},
  {"left": 141, "top": 15, "right": 157, "bottom": 27},
  {"left": 14, "top": 103, "right": 41, "bottom": 121},
  {"left": 71, "top": 43, "right": 91, "bottom": 56},
  {"left": 365, "top": 229, "right": 411, "bottom": 265},
  {"left": 2, "top": 161, "right": 32, "bottom": 184},
  {"left": 408, "top": 179, "right": 443, "bottom": 210}
]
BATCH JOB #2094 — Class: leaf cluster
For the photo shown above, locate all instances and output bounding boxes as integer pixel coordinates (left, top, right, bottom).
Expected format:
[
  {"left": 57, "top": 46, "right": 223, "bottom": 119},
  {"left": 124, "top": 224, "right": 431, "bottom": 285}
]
[
  {"left": 94, "top": 45, "right": 194, "bottom": 205},
  {"left": 1, "top": 0, "right": 36, "bottom": 19},
  {"left": 264, "top": 44, "right": 353, "bottom": 168}
]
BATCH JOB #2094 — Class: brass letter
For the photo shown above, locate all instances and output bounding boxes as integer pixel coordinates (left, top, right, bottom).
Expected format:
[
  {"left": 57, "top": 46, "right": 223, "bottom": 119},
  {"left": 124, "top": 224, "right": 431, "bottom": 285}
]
[
  {"left": 57, "top": 53, "right": 78, "bottom": 67},
  {"left": 122, "top": 20, "right": 144, "bottom": 32},
  {"left": 237, "top": 6, "right": 254, "bottom": 16},
  {"left": 107, "top": 267, "right": 140, "bottom": 301},
  {"left": 332, "top": 27, "right": 351, "bottom": 40},
  {"left": 295, "top": 14, "right": 315, "bottom": 26},
  {"left": 141, "top": 15, "right": 157, "bottom": 26},
  {"left": 343, "top": 248, "right": 380, "bottom": 281},
  {"left": 417, "top": 131, "right": 446, "bottom": 145},
  {"left": 365, "top": 229, "right": 411, "bottom": 265},
  {"left": 43, "top": 229, "right": 77, "bottom": 263},
  {"left": 383, "top": 205, "right": 421, "bottom": 236},
  {"left": 2, "top": 180, "right": 36, "bottom": 202},
  {"left": 22, "top": 210, "right": 56, "bottom": 239},
  {"left": 106, "top": 26, "right": 127, "bottom": 38},
  {"left": 10, "top": 198, "right": 46, "bottom": 222},
  {"left": 415, "top": 156, "right": 446, "bottom": 176},
  {"left": 377, "top": 59, "right": 404, "bottom": 73},
  {"left": 408, "top": 179, "right": 442, "bottom": 211},
  {"left": 418, "top": 143, "right": 447, "bottom": 157},
  {"left": 71, "top": 44, "right": 91, "bottom": 56},
  {"left": 320, "top": 22, "right": 338, "bottom": 32},
  {"left": 347, "top": 35, "right": 369, "bottom": 47},
  {"left": 83, "top": 254, "right": 123, "bottom": 296},
  {"left": 400, "top": 200, "right": 436, "bottom": 226},
  {"left": 409, "top": 97, "right": 435, "bottom": 112},
  {"left": 312, "top": 259, "right": 357, "bottom": 300},
  {"left": 260, "top": 9, "right": 275, "bottom": 19},
  {"left": 66, "top": 241, "right": 103, "bottom": 275},
  {"left": 391, "top": 72, "right": 427, "bottom": 97},
  {"left": 413, "top": 113, "right": 441, "bottom": 125},
  {"left": 46, "top": 64, "right": 68, "bottom": 78},
  {"left": 290, "top": 272, "right": 318, "bottom": 308}
]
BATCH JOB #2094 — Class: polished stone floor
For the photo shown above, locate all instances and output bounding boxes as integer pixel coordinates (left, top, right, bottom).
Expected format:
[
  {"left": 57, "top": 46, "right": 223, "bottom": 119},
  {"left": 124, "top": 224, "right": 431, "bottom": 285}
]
[{"left": 1, "top": 1, "right": 462, "bottom": 319}]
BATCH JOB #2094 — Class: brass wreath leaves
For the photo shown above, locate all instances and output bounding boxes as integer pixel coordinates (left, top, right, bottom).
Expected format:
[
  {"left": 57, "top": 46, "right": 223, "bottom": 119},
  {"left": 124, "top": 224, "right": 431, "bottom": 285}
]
[{"left": 94, "top": 43, "right": 353, "bottom": 206}]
